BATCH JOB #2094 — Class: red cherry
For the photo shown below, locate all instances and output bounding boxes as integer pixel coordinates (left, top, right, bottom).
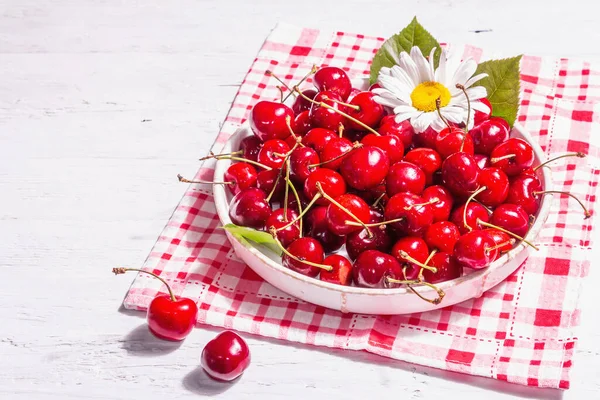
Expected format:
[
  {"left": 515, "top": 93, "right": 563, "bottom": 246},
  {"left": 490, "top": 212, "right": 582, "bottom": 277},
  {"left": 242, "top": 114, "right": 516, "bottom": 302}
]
[
  {"left": 378, "top": 115, "right": 415, "bottom": 149},
  {"left": 303, "top": 168, "right": 347, "bottom": 206},
  {"left": 265, "top": 209, "right": 300, "bottom": 247},
  {"left": 453, "top": 230, "right": 498, "bottom": 270},
  {"left": 473, "top": 154, "right": 491, "bottom": 170},
  {"left": 256, "top": 139, "right": 290, "bottom": 169},
  {"left": 345, "top": 208, "right": 392, "bottom": 260},
  {"left": 384, "top": 192, "right": 433, "bottom": 236},
  {"left": 424, "top": 221, "right": 461, "bottom": 253},
  {"left": 319, "top": 137, "right": 353, "bottom": 170},
  {"left": 320, "top": 254, "right": 353, "bottom": 285},
  {"left": 224, "top": 163, "right": 258, "bottom": 195},
  {"left": 450, "top": 202, "right": 490, "bottom": 235},
  {"left": 313, "top": 67, "right": 352, "bottom": 101},
  {"left": 289, "top": 147, "right": 320, "bottom": 184},
  {"left": 391, "top": 237, "right": 429, "bottom": 280},
  {"left": 309, "top": 90, "right": 345, "bottom": 131},
  {"left": 368, "top": 83, "right": 381, "bottom": 91},
  {"left": 340, "top": 145, "right": 390, "bottom": 190},
  {"left": 386, "top": 161, "right": 426, "bottom": 196},
  {"left": 422, "top": 252, "right": 462, "bottom": 284},
  {"left": 506, "top": 174, "right": 543, "bottom": 214},
  {"left": 249, "top": 101, "right": 294, "bottom": 141},
  {"left": 201, "top": 331, "right": 251, "bottom": 382},
  {"left": 403, "top": 148, "right": 442, "bottom": 185},
  {"left": 228, "top": 188, "right": 272, "bottom": 229},
  {"left": 256, "top": 169, "right": 285, "bottom": 200},
  {"left": 473, "top": 98, "right": 492, "bottom": 125},
  {"left": 292, "top": 89, "right": 318, "bottom": 114},
  {"left": 239, "top": 136, "right": 263, "bottom": 162},
  {"left": 282, "top": 237, "right": 325, "bottom": 277},
  {"left": 361, "top": 133, "right": 405, "bottom": 164},
  {"left": 490, "top": 138, "right": 535, "bottom": 177},
  {"left": 485, "top": 229, "right": 514, "bottom": 259},
  {"left": 422, "top": 185, "right": 454, "bottom": 222},
  {"left": 305, "top": 206, "right": 345, "bottom": 253},
  {"left": 302, "top": 128, "right": 338, "bottom": 153},
  {"left": 326, "top": 194, "right": 371, "bottom": 235},
  {"left": 414, "top": 126, "right": 439, "bottom": 149},
  {"left": 293, "top": 110, "right": 313, "bottom": 136},
  {"left": 469, "top": 117, "right": 510, "bottom": 155},
  {"left": 476, "top": 167, "right": 510, "bottom": 207},
  {"left": 435, "top": 127, "right": 474, "bottom": 159},
  {"left": 352, "top": 250, "right": 403, "bottom": 288},
  {"left": 347, "top": 88, "right": 361, "bottom": 102},
  {"left": 490, "top": 204, "right": 530, "bottom": 237},
  {"left": 441, "top": 152, "right": 480, "bottom": 198},
  {"left": 345, "top": 92, "right": 385, "bottom": 129}
]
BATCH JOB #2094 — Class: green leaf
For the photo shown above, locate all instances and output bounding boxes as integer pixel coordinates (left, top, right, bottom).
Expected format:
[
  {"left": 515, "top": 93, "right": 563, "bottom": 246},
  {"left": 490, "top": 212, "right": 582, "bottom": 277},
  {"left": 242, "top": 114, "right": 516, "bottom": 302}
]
[
  {"left": 474, "top": 55, "right": 522, "bottom": 128},
  {"left": 370, "top": 17, "right": 441, "bottom": 85},
  {"left": 223, "top": 224, "right": 282, "bottom": 256}
]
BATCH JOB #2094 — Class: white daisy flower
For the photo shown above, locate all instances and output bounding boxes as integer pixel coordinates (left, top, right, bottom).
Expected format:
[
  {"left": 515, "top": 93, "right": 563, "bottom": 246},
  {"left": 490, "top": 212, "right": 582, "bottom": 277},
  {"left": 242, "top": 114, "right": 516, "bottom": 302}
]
[{"left": 373, "top": 46, "right": 490, "bottom": 133}]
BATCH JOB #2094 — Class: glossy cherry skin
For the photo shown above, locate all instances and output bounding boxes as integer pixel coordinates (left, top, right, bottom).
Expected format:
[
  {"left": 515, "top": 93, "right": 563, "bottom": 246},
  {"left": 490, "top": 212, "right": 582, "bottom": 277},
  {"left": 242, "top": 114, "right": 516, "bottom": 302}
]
[
  {"left": 403, "top": 148, "right": 442, "bottom": 185},
  {"left": 345, "top": 91, "right": 385, "bottom": 129},
  {"left": 320, "top": 254, "right": 353, "bottom": 285},
  {"left": 256, "top": 169, "right": 285, "bottom": 201},
  {"left": 309, "top": 90, "right": 345, "bottom": 131},
  {"left": 454, "top": 230, "right": 498, "bottom": 270},
  {"left": 319, "top": 137, "right": 353, "bottom": 170},
  {"left": 228, "top": 188, "right": 272, "bottom": 229},
  {"left": 361, "top": 133, "right": 404, "bottom": 164},
  {"left": 386, "top": 161, "right": 426, "bottom": 196},
  {"left": 239, "top": 135, "right": 263, "bottom": 162},
  {"left": 384, "top": 192, "right": 433, "bottom": 236},
  {"left": 340, "top": 145, "right": 390, "bottom": 190},
  {"left": 473, "top": 98, "right": 492, "bottom": 125},
  {"left": 224, "top": 162, "right": 258, "bottom": 195},
  {"left": 305, "top": 206, "right": 345, "bottom": 253},
  {"left": 377, "top": 115, "right": 414, "bottom": 149},
  {"left": 473, "top": 154, "right": 491, "bottom": 170},
  {"left": 506, "top": 174, "right": 543, "bottom": 214},
  {"left": 424, "top": 221, "right": 461, "bottom": 253},
  {"left": 256, "top": 139, "right": 290, "bottom": 169},
  {"left": 147, "top": 295, "right": 198, "bottom": 341},
  {"left": 201, "top": 331, "right": 251, "bottom": 382},
  {"left": 490, "top": 204, "right": 530, "bottom": 238},
  {"left": 476, "top": 167, "right": 510, "bottom": 207},
  {"left": 282, "top": 237, "right": 325, "bottom": 277},
  {"left": 302, "top": 128, "right": 338, "bottom": 153},
  {"left": 345, "top": 208, "right": 392, "bottom": 260},
  {"left": 313, "top": 67, "right": 352, "bottom": 100},
  {"left": 293, "top": 110, "right": 313, "bottom": 137},
  {"left": 326, "top": 194, "right": 371, "bottom": 235},
  {"left": 435, "top": 127, "right": 474, "bottom": 160},
  {"left": 352, "top": 250, "right": 404, "bottom": 288},
  {"left": 391, "top": 237, "right": 429, "bottom": 280},
  {"left": 422, "top": 185, "right": 454, "bottom": 222},
  {"left": 469, "top": 117, "right": 510, "bottom": 155},
  {"left": 292, "top": 89, "right": 318, "bottom": 114},
  {"left": 303, "top": 168, "right": 347, "bottom": 206},
  {"left": 441, "top": 152, "right": 480, "bottom": 198},
  {"left": 289, "top": 147, "right": 320, "bottom": 184},
  {"left": 414, "top": 126, "right": 439, "bottom": 149},
  {"left": 265, "top": 209, "right": 300, "bottom": 247},
  {"left": 422, "top": 252, "right": 462, "bottom": 284},
  {"left": 490, "top": 138, "right": 535, "bottom": 177},
  {"left": 450, "top": 202, "right": 490, "bottom": 235},
  {"left": 485, "top": 229, "right": 514, "bottom": 259},
  {"left": 250, "top": 101, "right": 294, "bottom": 141}
]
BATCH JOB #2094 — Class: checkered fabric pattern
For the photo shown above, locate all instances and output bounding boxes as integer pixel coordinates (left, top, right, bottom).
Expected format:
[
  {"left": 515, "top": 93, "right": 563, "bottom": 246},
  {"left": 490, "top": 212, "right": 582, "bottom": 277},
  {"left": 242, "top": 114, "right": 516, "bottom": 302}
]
[{"left": 123, "top": 23, "right": 599, "bottom": 389}]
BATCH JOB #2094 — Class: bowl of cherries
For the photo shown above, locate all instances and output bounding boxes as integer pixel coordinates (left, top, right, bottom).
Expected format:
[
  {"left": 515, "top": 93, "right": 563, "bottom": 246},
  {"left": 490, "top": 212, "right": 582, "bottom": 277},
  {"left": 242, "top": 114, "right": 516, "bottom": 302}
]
[{"left": 203, "top": 65, "right": 587, "bottom": 315}]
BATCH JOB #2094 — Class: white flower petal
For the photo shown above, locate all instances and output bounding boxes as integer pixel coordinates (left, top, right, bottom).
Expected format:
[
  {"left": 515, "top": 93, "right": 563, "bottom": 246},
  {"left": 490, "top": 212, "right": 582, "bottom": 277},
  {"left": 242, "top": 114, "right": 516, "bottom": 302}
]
[
  {"left": 435, "top": 49, "right": 448, "bottom": 85},
  {"left": 393, "top": 104, "right": 418, "bottom": 115},
  {"left": 463, "top": 73, "right": 488, "bottom": 89},
  {"left": 411, "top": 111, "right": 437, "bottom": 133},
  {"left": 465, "top": 86, "right": 487, "bottom": 100},
  {"left": 471, "top": 100, "right": 491, "bottom": 114},
  {"left": 377, "top": 74, "right": 412, "bottom": 104},
  {"left": 427, "top": 47, "right": 437, "bottom": 82},
  {"left": 399, "top": 51, "right": 422, "bottom": 85},
  {"left": 410, "top": 46, "right": 433, "bottom": 82},
  {"left": 429, "top": 116, "right": 447, "bottom": 132},
  {"left": 389, "top": 65, "right": 417, "bottom": 94},
  {"left": 394, "top": 109, "right": 419, "bottom": 123},
  {"left": 451, "top": 58, "right": 478, "bottom": 87}
]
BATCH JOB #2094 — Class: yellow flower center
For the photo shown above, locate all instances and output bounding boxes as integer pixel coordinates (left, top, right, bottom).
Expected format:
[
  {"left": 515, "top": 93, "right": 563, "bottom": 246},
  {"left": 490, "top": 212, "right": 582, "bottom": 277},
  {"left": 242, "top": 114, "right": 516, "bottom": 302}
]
[{"left": 410, "top": 81, "right": 451, "bottom": 112}]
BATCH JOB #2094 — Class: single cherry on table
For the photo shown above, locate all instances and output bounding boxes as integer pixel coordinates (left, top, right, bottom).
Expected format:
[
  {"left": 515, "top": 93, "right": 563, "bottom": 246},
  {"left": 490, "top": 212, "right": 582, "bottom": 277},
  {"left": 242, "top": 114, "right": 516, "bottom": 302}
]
[{"left": 201, "top": 330, "right": 251, "bottom": 382}]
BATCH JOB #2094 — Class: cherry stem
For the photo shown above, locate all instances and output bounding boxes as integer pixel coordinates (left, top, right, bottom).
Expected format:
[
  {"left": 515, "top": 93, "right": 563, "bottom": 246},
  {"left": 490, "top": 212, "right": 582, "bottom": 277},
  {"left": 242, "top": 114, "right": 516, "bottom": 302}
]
[
  {"left": 283, "top": 159, "right": 291, "bottom": 221},
  {"left": 419, "top": 249, "right": 438, "bottom": 281},
  {"left": 398, "top": 250, "right": 437, "bottom": 273},
  {"left": 294, "top": 87, "right": 380, "bottom": 136},
  {"left": 112, "top": 267, "right": 176, "bottom": 302},
  {"left": 276, "top": 86, "right": 285, "bottom": 103},
  {"left": 338, "top": 123, "right": 345, "bottom": 138},
  {"left": 286, "top": 178, "right": 303, "bottom": 236},
  {"left": 456, "top": 84, "right": 471, "bottom": 137},
  {"left": 477, "top": 219, "right": 539, "bottom": 251},
  {"left": 372, "top": 192, "right": 386, "bottom": 208},
  {"left": 463, "top": 186, "right": 487, "bottom": 232},
  {"left": 473, "top": 199, "right": 493, "bottom": 214},
  {"left": 404, "top": 197, "right": 439, "bottom": 211},
  {"left": 485, "top": 239, "right": 516, "bottom": 254},
  {"left": 345, "top": 217, "right": 404, "bottom": 228},
  {"left": 208, "top": 154, "right": 272, "bottom": 171},
  {"left": 199, "top": 150, "right": 242, "bottom": 161},
  {"left": 265, "top": 168, "right": 284, "bottom": 202},
  {"left": 266, "top": 70, "right": 292, "bottom": 97},
  {"left": 533, "top": 190, "right": 592, "bottom": 219},
  {"left": 176, "top": 174, "right": 233, "bottom": 185},
  {"left": 436, "top": 97, "right": 452, "bottom": 130},
  {"left": 490, "top": 154, "right": 516, "bottom": 164},
  {"left": 308, "top": 142, "right": 362, "bottom": 168},
  {"left": 322, "top": 95, "right": 360, "bottom": 111},
  {"left": 281, "top": 65, "right": 318, "bottom": 103},
  {"left": 316, "top": 182, "right": 373, "bottom": 238},
  {"left": 285, "top": 115, "right": 305, "bottom": 147},
  {"left": 533, "top": 152, "right": 586, "bottom": 172},
  {"left": 275, "top": 193, "right": 321, "bottom": 232},
  {"left": 386, "top": 275, "right": 445, "bottom": 305},
  {"left": 269, "top": 229, "right": 333, "bottom": 272}
]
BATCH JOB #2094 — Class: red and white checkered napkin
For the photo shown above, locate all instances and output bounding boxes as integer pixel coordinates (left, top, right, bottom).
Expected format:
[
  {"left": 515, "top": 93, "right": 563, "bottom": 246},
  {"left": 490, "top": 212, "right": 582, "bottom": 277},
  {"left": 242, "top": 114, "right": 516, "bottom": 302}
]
[{"left": 123, "top": 23, "right": 600, "bottom": 389}]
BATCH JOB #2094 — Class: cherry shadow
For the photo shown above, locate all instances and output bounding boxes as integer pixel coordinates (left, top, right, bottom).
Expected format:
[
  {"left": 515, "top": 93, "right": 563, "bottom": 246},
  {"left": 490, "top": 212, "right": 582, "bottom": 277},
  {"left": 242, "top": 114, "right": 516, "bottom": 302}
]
[
  {"left": 182, "top": 367, "right": 238, "bottom": 396},
  {"left": 120, "top": 324, "right": 182, "bottom": 357}
]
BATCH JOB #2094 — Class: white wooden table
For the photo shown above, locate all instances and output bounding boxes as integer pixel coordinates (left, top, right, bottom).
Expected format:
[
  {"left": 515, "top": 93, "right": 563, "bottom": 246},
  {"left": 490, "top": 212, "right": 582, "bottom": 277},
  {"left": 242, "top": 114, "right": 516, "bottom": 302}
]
[{"left": 2, "top": 1, "right": 599, "bottom": 399}]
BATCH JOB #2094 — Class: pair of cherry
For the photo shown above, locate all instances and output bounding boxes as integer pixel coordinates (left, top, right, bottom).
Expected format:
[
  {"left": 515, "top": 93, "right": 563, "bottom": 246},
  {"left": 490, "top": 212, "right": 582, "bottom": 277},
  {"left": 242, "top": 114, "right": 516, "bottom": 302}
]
[{"left": 113, "top": 268, "right": 250, "bottom": 382}]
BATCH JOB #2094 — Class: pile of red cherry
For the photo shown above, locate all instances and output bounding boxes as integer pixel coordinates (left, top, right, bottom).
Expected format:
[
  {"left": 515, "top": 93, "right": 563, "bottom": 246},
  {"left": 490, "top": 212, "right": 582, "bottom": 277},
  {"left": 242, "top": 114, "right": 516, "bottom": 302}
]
[{"left": 194, "top": 65, "right": 588, "bottom": 304}]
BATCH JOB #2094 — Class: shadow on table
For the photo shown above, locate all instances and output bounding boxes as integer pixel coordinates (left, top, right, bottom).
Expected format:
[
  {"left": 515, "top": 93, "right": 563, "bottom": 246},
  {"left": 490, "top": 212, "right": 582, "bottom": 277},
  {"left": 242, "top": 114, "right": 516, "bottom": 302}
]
[
  {"left": 120, "top": 324, "right": 182, "bottom": 357},
  {"left": 183, "top": 367, "right": 238, "bottom": 396}
]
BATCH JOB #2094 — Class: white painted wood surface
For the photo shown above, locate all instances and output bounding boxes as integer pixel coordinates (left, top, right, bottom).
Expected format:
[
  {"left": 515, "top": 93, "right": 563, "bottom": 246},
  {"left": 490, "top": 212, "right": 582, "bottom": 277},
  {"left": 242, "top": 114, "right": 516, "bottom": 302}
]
[{"left": 1, "top": 1, "right": 599, "bottom": 399}]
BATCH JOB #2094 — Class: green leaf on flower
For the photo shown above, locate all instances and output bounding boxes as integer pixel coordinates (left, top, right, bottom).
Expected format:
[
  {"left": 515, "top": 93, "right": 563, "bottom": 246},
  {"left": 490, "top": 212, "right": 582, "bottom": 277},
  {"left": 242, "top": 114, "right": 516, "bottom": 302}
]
[
  {"left": 223, "top": 223, "right": 282, "bottom": 256},
  {"left": 474, "top": 55, "right": 522, "bottom": 128},
  {"left": 369, "top": 17, "right": 442, "bottom": 85}
]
